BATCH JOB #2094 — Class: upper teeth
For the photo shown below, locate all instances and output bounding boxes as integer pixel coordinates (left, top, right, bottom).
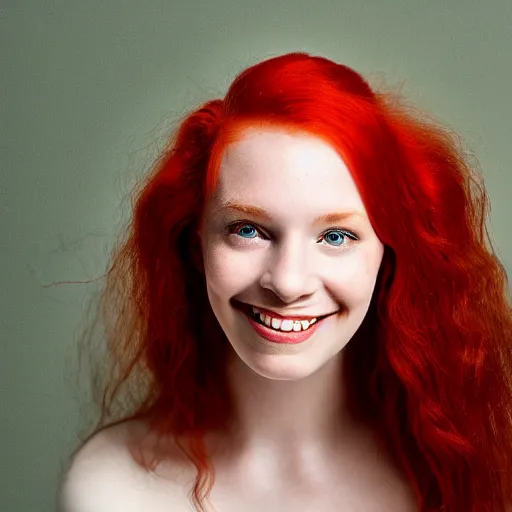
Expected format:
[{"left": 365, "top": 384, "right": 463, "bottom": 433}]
[{"left": 252, "top": 307, "right": 317, "bottom": 332}]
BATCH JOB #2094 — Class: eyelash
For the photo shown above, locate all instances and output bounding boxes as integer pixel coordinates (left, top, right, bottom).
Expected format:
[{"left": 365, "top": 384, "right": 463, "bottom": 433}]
[{"left": 226, "top": 220, "right": 359, "bottom": 247}]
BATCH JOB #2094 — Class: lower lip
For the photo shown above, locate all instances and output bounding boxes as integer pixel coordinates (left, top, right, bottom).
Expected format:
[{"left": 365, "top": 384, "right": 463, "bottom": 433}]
[{"left": 245, "top": 313, "right": 323, "bottom": 344}]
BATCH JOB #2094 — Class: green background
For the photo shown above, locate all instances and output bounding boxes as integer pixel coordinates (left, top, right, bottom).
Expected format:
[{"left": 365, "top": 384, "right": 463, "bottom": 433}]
[{"left": 2, "top": 1, "right": 511, "bottom": 511}]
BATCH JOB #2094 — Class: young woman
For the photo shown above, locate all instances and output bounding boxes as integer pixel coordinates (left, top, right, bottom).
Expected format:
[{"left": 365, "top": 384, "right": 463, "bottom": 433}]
[{"left": 59, "top": 52, "right": 512, "bottom": 512}]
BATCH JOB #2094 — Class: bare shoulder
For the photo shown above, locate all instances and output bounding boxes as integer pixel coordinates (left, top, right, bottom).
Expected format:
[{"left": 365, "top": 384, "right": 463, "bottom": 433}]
[
  {"left": 58, "top": 420, "right": 194, "bottom": 512},
  {"left": 58, "top": 420, "right": 142, "bottom": 512}
]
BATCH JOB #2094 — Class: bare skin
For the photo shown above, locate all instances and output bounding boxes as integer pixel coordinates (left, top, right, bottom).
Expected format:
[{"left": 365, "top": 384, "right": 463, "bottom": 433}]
[
  {"left": 60, "top": 129, "right": 418, "bottom": 511},
  {"left": 60, "top": 417, "right": 417, "bottom": 512}
]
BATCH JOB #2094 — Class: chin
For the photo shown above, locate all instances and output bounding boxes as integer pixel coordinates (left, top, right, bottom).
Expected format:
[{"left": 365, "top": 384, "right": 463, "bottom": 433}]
[{"left": 234, "top": 349, "right": 328, "bottom": 381}]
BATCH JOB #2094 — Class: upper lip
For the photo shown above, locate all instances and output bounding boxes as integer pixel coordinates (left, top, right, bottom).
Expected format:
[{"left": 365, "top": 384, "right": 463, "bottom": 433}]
[{"left": 237, "top": 301, "right": 337, "bottom": 321}]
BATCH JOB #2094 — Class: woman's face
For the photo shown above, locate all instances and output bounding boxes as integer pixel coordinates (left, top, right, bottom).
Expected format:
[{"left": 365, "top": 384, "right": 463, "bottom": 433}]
[{"left": 200, "top": 127, "right": 384, "bottom": 380}]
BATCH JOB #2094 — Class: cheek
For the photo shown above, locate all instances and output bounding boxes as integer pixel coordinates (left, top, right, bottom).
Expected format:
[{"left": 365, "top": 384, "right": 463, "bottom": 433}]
[
  {"left": 323, "top": 249, "right": 383, "bottom": 306},
  {"left": 203, "top": 243, "right": 262, "bottom": 296}
]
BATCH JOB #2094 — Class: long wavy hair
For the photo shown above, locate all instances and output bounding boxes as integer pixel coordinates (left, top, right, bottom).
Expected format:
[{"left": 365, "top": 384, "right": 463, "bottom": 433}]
[{"left": 69, "top": 52, "right": 512, "bottom": 511}]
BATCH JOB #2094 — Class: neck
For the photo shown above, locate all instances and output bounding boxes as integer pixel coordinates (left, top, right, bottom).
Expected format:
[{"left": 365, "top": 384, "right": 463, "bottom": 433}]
[{"left": 209, "top": 350, "right": 370, "bottom": 459}]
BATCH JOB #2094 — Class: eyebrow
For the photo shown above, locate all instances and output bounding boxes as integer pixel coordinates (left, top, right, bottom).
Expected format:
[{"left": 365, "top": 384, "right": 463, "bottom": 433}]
[{"left": 216, "top": 201, "right": 369, "bottom": 226}]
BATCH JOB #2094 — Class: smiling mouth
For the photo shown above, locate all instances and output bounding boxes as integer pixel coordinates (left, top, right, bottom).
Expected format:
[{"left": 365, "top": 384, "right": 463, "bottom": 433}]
[
  {"left": 233, "top": 301, "right": 336, "bottom": 325},
  {"left": 233, "top": 301, "right": 339, "bottom": 343}
]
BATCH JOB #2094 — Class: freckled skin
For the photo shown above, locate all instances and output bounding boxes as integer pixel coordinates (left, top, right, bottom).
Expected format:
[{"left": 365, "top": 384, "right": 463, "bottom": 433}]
[{"left": 200, "top": 127, "right": 385, "bottom": 381}]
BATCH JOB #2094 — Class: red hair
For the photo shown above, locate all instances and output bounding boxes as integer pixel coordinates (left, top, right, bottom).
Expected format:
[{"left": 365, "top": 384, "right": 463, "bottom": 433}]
[{"left": 70, "top": 52, "right": 512, "bottom": 511}]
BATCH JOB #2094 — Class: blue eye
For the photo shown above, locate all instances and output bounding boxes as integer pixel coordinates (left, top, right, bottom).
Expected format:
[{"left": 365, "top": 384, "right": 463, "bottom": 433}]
[
  {"left": 324, "top": 231, "right": 347, "bottom": 247},
  {"left": 228, "top": 222, "right": 261, "bottom": 239},
  {"left": 227, "top": 221, "right": 358, "bottom": 248},
  {"left": 237, "top": 224, "right": 258, "bottom": 238}
]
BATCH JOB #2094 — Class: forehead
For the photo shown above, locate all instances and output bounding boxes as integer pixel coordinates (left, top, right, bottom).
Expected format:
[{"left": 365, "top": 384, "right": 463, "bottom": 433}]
[
  {"left": 210, "top": 127, "right": 366, "bottom": 214},
  {"left": 220, "top": 128, "right": 340, "bottom": 174}
]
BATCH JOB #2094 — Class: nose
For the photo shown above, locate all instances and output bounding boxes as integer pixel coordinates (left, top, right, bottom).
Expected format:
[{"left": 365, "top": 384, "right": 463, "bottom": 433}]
[{"left": 259, "top": 238, "right": 318, "bottom": 304}]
